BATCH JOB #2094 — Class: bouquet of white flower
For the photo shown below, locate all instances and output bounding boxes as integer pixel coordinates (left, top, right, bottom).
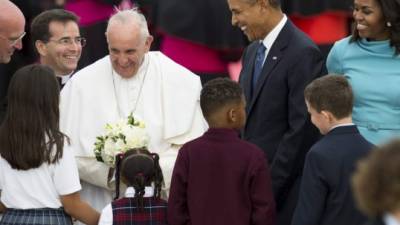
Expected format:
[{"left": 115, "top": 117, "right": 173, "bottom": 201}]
[{"left": 94, "top": 113, "right": 150, "bottom": 167}]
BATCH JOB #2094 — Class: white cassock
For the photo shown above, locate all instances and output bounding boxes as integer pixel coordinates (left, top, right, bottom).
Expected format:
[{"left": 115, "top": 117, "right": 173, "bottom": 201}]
[{"left": 60, "top": 51, "right": 207, "bottom": 212}]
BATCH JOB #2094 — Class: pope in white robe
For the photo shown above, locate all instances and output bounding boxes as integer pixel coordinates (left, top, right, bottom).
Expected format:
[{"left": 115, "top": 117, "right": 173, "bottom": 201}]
[{"left": 59, "top": 9, "right": 207, "bottom": 212}]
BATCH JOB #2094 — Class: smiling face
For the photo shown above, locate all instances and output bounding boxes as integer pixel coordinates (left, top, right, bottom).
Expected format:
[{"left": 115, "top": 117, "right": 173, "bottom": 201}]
[
  {"left": 106, "top": 22, "right": 152, "bottom": 78},
  {"left": 37, "top": 21, "right": 82, "bottom": 75},
  {"left": 353, "top": 0, "right": 389, "bottom": 41},
  {"left": 0, "top": 29, "right": 24, "bottom": 64},
  {"left": 227, "top": 0, "right": 270, "bottom": 41}
]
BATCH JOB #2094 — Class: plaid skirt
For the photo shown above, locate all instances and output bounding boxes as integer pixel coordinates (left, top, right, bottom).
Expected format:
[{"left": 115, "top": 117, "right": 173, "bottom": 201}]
[{"left": 0, "top": 208, "right": 72, "bottom": 225}]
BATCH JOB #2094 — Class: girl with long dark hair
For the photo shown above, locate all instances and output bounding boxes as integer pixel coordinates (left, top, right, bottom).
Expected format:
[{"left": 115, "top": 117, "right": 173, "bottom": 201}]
[{"left": 0, "top": 64, "right": 99, "bottom": 225}]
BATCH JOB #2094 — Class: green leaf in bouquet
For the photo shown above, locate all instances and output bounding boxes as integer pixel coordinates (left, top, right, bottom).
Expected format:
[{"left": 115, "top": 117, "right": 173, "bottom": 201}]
[
  {"left": 127, "top": 113, "right": 133, "bottom": 124},
  {"left": 118, "top": 133, "right": 127, "bottom": 144},
  {"left": 93, "top": 143, "right": 104, "bottom": 163},
  {"left": 111, "top": 136, "right": 118, "bottom": 142}
]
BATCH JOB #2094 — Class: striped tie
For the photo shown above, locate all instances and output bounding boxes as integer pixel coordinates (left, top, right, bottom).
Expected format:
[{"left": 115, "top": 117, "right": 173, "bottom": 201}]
[{"left": 252, "top": 42, "right": 266, "bottom": 89}]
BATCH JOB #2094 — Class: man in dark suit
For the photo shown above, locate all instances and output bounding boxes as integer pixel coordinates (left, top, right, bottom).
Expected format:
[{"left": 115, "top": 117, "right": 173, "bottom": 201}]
[
  {"left": 31, "top": 9, "right": 85, "bottom": 89},
  {"left": 291, "top": 75, "right": 371, "bottom": 225},
  {"left": 226, "top": 0, "right": 325, "bottom": 224}
]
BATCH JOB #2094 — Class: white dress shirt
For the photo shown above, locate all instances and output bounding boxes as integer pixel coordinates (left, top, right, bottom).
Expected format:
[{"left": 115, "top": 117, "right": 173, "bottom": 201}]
[{"left": 260, "top": 14, "right": 287, "bottom": 64}]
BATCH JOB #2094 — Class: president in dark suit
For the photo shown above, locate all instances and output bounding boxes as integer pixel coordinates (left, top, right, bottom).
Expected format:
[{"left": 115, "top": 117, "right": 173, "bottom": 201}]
[
  {"left": 227, "top": 0, "right": 325, "bottom": 224},
  {"left": 292, "top": 75, "right": 372, "bottom": 225}
]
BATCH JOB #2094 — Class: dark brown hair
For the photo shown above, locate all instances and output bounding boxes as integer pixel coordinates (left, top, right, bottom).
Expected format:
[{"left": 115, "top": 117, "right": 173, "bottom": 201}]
[
  {"left": 115, "top": 148, "right": 164, "bottom": 209},
  {"left": 304, "top": 75, "right": 353, "bottom": 119},
  {"left": 350, "top": 0, "right": 400, "bottom": 54},
  {"left": 31, "top": 9, "right": 79, "bottom": 44},
  {"left": 0, "top": 64, "right": 66, "bottom": 170},
  {"left": 352, "top": 139, "right": 400, "bottom": 216}
]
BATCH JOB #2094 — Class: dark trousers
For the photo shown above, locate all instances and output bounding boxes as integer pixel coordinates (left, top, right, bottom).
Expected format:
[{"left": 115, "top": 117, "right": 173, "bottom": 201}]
[{"left": 277, "top": 176, "right": 301, "bottom": 225}]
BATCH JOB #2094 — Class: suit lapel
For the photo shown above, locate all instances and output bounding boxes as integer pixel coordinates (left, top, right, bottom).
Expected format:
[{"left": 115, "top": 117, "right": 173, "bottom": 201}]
[
  {"left": 247, "top": 21, "right": 291, "bottom": 115},
  {"left": 251, "top": 46, "right": 283, "bottom": 100},
  {"left": 241, "top": 44, "right": 258, "bottom": 107}
]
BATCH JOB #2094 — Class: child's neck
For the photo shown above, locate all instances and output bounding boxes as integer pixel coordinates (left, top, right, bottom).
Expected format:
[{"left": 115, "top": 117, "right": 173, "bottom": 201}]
[{"left": 328, "top": 117, "right": 353, "bottom": 130}]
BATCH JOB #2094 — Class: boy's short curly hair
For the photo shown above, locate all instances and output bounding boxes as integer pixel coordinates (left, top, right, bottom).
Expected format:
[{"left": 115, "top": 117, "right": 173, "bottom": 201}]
[{"left": 200, "top": 78, "right": 243, "bottom": 120}]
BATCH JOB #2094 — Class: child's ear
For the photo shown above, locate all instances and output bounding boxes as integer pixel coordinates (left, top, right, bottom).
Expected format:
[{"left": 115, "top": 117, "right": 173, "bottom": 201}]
[
  {"left": 321, "top": 110, "right": 334, "bottom": 122},
  {"left": 228, "top": 108, "right": 237, "bottom": 123}
]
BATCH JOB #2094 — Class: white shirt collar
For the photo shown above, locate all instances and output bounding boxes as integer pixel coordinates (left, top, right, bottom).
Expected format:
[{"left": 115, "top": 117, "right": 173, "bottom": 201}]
[
  {"left": 261, "top": 14, "right": 287, "bottom": 55},
  {"left": 57, "top": 71, "right": 73, "bottom": 85},
  {"left": 329, "top": 123, "right": 354, "bottom": 132},
  {"left": 125, "top": 186, "right": 154, "bottom": 198},
  {"left": 384, "top": 213, "right": 400, "bottom": 225}
]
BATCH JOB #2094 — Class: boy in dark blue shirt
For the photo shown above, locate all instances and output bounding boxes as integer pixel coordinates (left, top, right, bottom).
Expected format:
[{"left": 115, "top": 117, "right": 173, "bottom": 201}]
[{"left": 291, "top": 75, "right": 372, "bottom": 225}]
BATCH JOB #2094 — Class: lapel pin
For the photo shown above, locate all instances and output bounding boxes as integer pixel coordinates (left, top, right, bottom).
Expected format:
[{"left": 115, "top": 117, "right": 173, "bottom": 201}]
[{"left": 272, "top": 56, "right": 277, "bottom": 60}]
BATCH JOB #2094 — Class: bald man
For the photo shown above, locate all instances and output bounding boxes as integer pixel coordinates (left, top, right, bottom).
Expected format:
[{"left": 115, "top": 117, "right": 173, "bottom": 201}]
[
  {"left": 0, "top": 0, "right": 25, "bottom": 64},
  {"left": 0, "top": 1, "right": 25, "bottom": 123}
]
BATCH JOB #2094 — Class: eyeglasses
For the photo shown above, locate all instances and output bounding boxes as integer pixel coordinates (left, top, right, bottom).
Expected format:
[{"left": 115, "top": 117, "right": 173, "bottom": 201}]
[
  {"left": 0, "top": 31, "right": 26, "bottom": 46},
  {"left": 47, "top": 37, "right": 87, "bottom": 47}
]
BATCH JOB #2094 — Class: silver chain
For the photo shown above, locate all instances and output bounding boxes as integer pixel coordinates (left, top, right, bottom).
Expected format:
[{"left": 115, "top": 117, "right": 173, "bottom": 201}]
[{"left": 111, "top": 58, "right": 150, "bottom": 118}]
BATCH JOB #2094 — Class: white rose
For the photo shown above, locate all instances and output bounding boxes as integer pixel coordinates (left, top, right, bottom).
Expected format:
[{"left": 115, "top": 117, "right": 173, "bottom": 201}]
[
  {"left": 102, "top": 138, "right": 116, "bottom": 165},
  {"left": 115, "top": 138, "right": 126, "bottom": 152}
]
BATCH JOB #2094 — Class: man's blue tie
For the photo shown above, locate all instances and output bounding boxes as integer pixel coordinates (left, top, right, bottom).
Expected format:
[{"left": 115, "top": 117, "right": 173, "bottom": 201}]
[{"left": 252, "top": 42, "right": 266, "bottom": 89}]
